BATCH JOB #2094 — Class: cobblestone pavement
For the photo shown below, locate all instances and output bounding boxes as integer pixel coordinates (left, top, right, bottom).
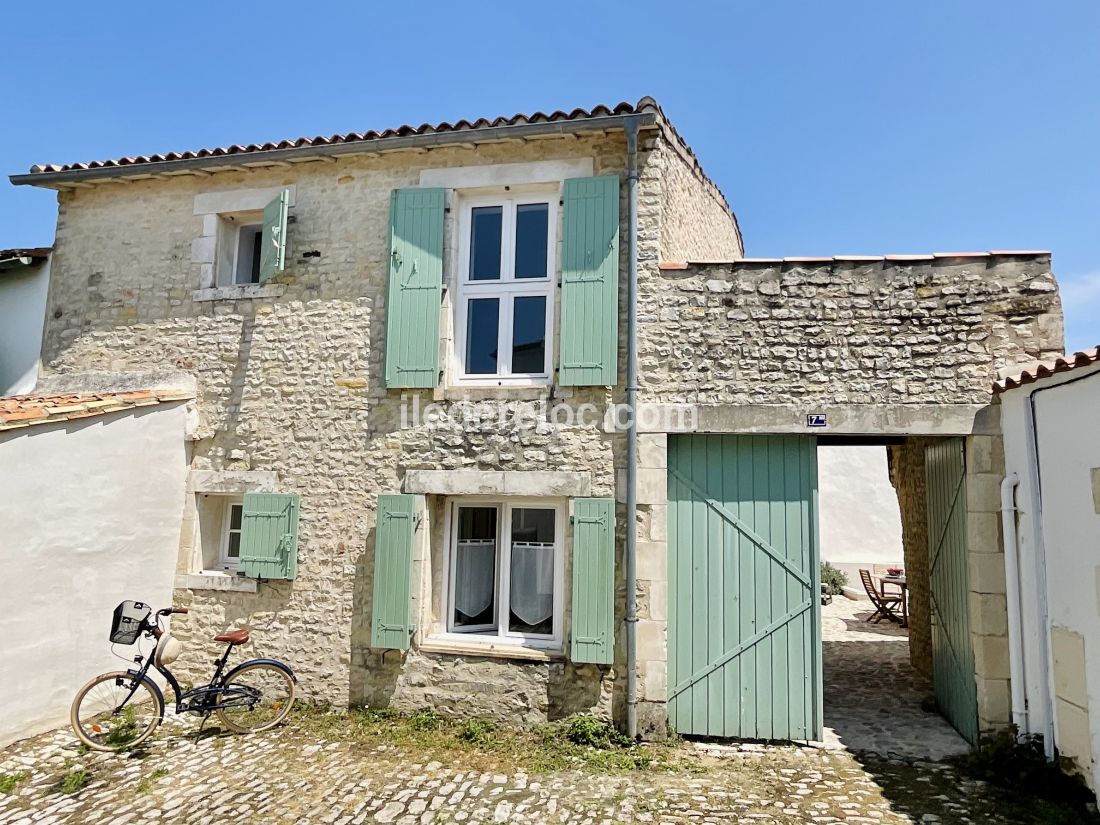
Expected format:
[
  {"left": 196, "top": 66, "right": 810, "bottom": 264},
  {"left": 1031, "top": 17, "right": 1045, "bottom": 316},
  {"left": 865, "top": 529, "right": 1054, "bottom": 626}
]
[
  {"left": 0, "top": 715, "right": 1037, "bottom": 825},
  {"left": 822, "top": 596, "right": 969, "bottom": 761}
]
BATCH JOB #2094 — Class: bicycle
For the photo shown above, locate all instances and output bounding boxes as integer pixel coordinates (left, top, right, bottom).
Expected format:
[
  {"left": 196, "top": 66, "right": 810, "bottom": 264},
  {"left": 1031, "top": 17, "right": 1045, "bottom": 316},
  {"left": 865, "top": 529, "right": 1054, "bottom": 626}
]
[{"left": 71, "top": 600, "right": 297, "bottom": 751}]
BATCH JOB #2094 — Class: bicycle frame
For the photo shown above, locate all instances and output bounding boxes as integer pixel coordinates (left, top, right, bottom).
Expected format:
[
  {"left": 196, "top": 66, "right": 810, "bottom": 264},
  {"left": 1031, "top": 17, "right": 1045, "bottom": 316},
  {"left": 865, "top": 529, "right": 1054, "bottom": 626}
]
[{"left": 117, "top": 626, "right": 262, "bottom": 717}]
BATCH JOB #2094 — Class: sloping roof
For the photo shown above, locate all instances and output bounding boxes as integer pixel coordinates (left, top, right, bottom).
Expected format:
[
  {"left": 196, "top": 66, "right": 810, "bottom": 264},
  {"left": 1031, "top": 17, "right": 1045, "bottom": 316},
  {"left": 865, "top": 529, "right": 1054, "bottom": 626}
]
[
  {"left": 0, "top": 389, "right": 192, "bottom": 432},
  {"left": 22, "top": 101, "right": 652, "bottom": 175},
  {"left": 994, "top": 346, "right": 1100, "bottom": 394},
  {"left": 0, "top": 248, "right": 50, "bottom": 271}
]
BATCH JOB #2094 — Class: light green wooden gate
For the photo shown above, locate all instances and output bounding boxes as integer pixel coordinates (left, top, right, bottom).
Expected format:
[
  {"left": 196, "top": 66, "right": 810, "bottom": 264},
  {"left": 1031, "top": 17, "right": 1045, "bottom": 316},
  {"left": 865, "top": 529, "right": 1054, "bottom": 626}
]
[
  {"left": 926, "top": 438, "right": 979, "bottom": 744},
  {"left": 668, "top": 435, "right": 821, "bottom": 740}
]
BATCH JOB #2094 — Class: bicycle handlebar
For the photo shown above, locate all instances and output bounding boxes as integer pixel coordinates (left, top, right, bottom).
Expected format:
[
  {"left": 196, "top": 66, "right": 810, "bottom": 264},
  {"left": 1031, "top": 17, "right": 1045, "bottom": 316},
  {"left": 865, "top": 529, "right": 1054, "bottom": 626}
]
[{"left": 156, "top": 607, "right": 189, "bottom": 617}]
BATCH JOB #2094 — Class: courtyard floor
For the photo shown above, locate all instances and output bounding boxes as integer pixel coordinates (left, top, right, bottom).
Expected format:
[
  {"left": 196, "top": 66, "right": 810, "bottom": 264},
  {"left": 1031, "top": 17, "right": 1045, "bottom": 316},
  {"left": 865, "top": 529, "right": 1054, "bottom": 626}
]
[
  {"left": 0, "top": 601, "right": 1088, "bottom": 824},
  {"left": 822, "top": 596, "right": 970, "bottom": 760}
]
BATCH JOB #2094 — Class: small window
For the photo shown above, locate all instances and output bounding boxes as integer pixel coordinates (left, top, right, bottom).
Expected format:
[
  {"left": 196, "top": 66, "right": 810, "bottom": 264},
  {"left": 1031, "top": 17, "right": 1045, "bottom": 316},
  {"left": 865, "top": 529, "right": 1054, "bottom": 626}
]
[
  {"left": 445, "top": 499, "right": 563, "bottom": 646},
  {"left": 216, "top": 213, "right": 264, "bottom": 286},
  {"left": 234, "top": 225, "right": 263, "bottom": 285},
  {"left": 220, "top": 500, "right": 244, "bottom": 571},
  {"left": 456, "top": 194, "right": 556, "bottom": 384}
]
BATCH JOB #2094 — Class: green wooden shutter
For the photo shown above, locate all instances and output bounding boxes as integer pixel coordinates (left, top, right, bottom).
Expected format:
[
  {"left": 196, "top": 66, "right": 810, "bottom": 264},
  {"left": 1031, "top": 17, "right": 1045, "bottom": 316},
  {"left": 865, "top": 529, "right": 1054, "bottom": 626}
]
[
  {"left": 570, "top": 497, "right": 616, "bottom": 664},
  {"left": 239, "top": 492, "right": 300, "bottom": 580},
  {"left": 371, "top": 494, "right": 417, "bottom": 650},
  {"left": 259, "top": 188, "right": 290, "bottom": 282},
  {"left": 559, "top": 176, "right": 620, "bottom": 387},
  {"left": 383, "top": 188, "right": 445, "bottom": 388}
]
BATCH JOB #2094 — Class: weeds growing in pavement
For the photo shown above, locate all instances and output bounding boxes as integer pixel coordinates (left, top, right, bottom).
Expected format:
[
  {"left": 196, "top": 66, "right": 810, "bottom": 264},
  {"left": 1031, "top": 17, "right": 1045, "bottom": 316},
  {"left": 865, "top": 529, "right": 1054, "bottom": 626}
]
[{"left": 0, "top": 771, "right": 29, "bottom": 794}]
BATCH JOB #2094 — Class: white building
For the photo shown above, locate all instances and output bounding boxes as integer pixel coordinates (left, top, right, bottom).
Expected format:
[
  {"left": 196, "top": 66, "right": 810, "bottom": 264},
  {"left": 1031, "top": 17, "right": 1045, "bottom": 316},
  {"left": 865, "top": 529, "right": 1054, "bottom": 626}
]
[
  {"left": 0, "top": 248, "right": 50, "bottom": 396},
  {"left": 998, "top": 346, "right": 1100, "bottom": 791},
  {"left": 0, "top": 388, "right": 192, "bottom": 744}
]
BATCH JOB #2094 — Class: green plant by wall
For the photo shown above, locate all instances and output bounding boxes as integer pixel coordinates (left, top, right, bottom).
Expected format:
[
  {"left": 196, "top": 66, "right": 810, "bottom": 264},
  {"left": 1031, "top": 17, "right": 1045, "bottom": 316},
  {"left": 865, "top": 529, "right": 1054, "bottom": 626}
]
[{"left": 821, "top": 562, "right": 848, "bottom": 595}]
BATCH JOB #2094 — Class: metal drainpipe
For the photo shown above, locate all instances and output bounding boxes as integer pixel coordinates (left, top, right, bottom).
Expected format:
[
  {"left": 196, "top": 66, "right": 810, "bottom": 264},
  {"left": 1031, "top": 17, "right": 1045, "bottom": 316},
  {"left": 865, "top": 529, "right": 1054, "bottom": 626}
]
[
  {"left": 625, "top": 120, "right": 640, "bottom": 740},
  {"left": 1000, "top": 472, "right": 1027, "bottom": 732}
]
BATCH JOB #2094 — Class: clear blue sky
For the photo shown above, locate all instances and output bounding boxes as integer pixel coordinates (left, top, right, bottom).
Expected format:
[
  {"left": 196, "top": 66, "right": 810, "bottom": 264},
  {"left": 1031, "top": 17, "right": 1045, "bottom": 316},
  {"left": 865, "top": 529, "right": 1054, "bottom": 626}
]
[{"left": 2, "top": 1, "right": 1097, "bottom": 352}]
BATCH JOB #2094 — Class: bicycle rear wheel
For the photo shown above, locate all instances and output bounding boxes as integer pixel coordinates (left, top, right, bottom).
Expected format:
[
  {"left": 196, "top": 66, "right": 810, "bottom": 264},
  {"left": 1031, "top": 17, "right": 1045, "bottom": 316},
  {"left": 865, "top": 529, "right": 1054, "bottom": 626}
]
[
  {"left": 71, "top": 671, "right": 163, "bottom": 751},
  {"left": 215, "top": 662, "right": 295, "bottom": 733}
]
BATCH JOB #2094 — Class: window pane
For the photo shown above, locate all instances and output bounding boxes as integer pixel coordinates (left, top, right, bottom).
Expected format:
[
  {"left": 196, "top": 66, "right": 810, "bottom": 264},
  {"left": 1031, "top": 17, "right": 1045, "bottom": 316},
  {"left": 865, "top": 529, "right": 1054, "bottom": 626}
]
[
  {"left": 454, "top": 507, "right": 498, "bottom": 628},
  {"left": 229, "top": 504, "right": 243, "bottom": 530},
  {"left": 514, "top": 203, "right": 548, "bottom": 279},
  {"left": 511, "top": 296, "right": 546, "bottom": 374},
  {"left": 227, "top": 532, "right": 241, "bottom": 559},
  {"left": 466, "top": 298, "right": 500, "bottom": 375},
  {"left": 509, "top": 508, "right": 556, "bottom": 635},
  {"left": 469, "top": 206, "right": 502, "bottom": 281}
]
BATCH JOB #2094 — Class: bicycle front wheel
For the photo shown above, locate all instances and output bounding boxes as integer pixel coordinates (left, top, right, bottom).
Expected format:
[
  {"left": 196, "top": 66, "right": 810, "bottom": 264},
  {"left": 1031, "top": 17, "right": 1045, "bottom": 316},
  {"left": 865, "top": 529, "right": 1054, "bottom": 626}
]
[
  {"left": 71, "top": 671, "right": 164, "bottom": 752},
  {"left": 215, "top": 662, "right": 295, "bottom": 734}
]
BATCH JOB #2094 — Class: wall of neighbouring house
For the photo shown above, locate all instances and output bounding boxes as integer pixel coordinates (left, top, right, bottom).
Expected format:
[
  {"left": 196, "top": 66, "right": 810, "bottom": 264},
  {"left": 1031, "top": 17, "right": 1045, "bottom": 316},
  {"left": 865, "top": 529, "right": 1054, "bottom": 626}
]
[
  {"left": 818, "top": 445, "right": 904, "bottom": 580},
  {"left": 0, "top": 403, "right": 189, "bottom": 745},
  {"left": 34, "top": 128, "right": 738, "bottom": 730},
  {"left": 0, "top": 257, "right": 50, "bottom": 395},
  {"left": 1001, "top": 365, "right": 1100, "bottom": 790}
]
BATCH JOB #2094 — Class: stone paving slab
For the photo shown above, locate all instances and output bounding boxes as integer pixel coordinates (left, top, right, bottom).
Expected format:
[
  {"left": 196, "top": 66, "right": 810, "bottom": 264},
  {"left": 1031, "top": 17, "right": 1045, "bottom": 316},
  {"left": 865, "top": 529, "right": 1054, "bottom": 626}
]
[
  {"left": 0, "top": 712, "right": 1060, "bottom": 825},
  {"left": 822, "top": 597, "right": 970, "bottom": 761}
]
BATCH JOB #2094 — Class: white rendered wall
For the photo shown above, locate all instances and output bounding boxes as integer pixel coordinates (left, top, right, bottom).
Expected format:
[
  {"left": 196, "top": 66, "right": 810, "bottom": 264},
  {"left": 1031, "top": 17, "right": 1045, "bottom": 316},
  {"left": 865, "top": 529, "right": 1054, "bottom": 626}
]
[
  {"left": 1002, "top": 366, "right": 1100, "bottom": 789},
  {"left": 818, "top": 445, "right": 904, "bottom": 576},
  {"left": 0, "top": 403, "right": 188, "bottom": 744},
  {"left": 0, "top": 258, "right": 50, "bottom": 395}
]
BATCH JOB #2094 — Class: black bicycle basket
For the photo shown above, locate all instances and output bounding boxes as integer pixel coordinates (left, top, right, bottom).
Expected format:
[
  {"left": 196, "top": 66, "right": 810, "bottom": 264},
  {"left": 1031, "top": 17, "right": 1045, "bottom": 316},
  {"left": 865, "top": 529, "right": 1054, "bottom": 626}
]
[{"left": 110, "top": 600, "right": 152, "bottom": 645}]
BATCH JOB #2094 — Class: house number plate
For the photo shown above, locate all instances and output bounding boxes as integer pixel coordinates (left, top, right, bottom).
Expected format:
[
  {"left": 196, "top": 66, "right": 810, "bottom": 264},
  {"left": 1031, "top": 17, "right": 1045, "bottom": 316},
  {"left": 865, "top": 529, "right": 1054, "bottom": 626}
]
[{"left": 806, "top": 414, "right": 827, "bottom": 428}]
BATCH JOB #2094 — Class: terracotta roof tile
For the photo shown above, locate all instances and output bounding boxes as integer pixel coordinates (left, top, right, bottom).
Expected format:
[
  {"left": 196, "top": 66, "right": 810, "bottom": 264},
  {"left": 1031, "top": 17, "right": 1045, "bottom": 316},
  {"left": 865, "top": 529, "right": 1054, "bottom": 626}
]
[
  {"left": 0, "top": 389, "right": 193, "bottom": 432},
  {"left": 20, "top": 100, "right": 660, "bottom": 176},
  {"left": 659, "top": 251, "right": 1051, "bottom": 268},
  {"left": 994, "top": 347, "right": 1100, "bottom": 393}
]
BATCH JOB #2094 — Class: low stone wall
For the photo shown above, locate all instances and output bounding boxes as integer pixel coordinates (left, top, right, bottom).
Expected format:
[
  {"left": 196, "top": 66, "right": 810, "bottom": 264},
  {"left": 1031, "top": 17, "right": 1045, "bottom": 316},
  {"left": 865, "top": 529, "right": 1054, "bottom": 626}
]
[{"left": 644, "top": 255, "right": 1063, "bottom": 406}]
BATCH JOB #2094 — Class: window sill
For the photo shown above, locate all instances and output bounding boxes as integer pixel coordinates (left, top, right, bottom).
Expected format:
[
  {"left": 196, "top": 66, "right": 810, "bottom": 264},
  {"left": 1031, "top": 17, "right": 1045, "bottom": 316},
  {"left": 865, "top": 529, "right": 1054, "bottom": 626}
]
[
  {"left": 192, "top": 284, "right": 285, "bottom": 303},
  {"left": 435, "top": 385, "right": 555, "bottom": 402},
  {"left": 419, "top": 637, "right": 564, "bottom": 662},
  {"left": 175, "top": 572, "right": 258, "bottom": 593}
]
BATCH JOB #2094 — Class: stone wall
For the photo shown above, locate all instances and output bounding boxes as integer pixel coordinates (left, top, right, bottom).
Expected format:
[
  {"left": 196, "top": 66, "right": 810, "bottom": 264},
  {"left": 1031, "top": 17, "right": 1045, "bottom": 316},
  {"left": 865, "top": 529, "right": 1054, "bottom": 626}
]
[
  {"left": 655, "top": 136, "right": 743, "bottom": 262},
  {"left": 34, "top": 127, "right": 711, "bottom": 725},
  {"left": 888, "top": 439, "right": 933, "bottom": 678},
  {"left": 966, "top": 424, "right": 1013, "bottom": 731},
  {"left": 643, "top": 256, "right": 1063, "bottom": 405}
]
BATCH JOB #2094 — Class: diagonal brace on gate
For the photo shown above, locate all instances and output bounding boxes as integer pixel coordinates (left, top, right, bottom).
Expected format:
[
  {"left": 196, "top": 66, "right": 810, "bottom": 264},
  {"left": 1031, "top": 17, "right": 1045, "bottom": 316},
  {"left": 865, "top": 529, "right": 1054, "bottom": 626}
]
[
  {"left": 668, "top": 466, "right": 812, "bottom": 588},
  {"left": 668, "top": 600, "right": 814, "bottom": 699}
]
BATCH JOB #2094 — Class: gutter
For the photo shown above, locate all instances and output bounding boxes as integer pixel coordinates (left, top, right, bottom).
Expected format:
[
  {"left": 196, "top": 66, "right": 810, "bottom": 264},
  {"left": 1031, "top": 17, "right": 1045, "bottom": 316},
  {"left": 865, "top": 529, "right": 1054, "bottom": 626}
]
[
  {"left": 625, "top": 118, "right": 640, "bottom": 740},
  {"left": 10, "top": 113, "right": 661, "bottom": 189}
]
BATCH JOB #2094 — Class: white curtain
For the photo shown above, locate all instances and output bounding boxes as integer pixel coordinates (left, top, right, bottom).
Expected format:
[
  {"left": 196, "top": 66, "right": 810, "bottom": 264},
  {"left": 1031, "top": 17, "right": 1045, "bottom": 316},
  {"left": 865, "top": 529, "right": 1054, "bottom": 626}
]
[
  {"left": 509, "top": 542, "right": 555, "bottom": 626},
  {"left": 454, "top": 540, "right": 496, "bottom": 620}
]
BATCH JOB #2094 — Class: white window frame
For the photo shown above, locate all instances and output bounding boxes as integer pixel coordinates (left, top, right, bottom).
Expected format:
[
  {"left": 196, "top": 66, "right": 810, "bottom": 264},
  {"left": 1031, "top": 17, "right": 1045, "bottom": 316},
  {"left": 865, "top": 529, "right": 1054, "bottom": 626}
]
[
  {"left": 454, "top": 189, "right": 557, "bottom": 386},
  {"left": 439, "top": 497, "right": 565, "bottom": 649},
  {"left": 218, "top": 497, "right": 245, "bottom": 572}
]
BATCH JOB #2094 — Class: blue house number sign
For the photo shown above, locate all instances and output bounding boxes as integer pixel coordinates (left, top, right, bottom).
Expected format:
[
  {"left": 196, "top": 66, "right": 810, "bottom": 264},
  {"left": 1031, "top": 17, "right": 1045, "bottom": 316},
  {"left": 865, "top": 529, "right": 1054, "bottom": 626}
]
[{"left": 806, "top": 414, "right": 827, "bottom": 428}]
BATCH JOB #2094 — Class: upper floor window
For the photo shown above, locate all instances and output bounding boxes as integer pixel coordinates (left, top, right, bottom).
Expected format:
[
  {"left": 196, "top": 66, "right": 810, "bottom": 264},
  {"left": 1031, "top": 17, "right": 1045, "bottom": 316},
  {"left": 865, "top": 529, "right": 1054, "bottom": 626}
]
[
  {"left": 455, "top": 193, "right": 556, "bottom": 384},
  {"left": 217, "top": 213, "right": 264, "bottom": 286}
]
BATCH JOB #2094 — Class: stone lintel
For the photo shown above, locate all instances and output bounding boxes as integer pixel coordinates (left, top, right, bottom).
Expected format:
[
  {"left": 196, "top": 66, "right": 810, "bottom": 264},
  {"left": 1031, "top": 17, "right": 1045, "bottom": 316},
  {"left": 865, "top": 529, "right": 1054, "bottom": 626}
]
[
  {"left": 637, "top": 403, "right": 997, "bottom": 436},
  {"left": 403, "top": 469, "right": 591, "bottom": 498},
  {"left": 189, "top": 469, "right": 278, "bottom": 494}
]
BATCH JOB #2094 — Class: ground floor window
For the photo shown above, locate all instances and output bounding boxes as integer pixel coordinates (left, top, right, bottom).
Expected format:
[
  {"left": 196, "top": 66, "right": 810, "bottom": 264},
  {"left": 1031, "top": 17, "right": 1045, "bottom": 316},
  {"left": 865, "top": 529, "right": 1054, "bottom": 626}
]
[{"left": 445, "top": 499, "right": 564, "bottom": 647}]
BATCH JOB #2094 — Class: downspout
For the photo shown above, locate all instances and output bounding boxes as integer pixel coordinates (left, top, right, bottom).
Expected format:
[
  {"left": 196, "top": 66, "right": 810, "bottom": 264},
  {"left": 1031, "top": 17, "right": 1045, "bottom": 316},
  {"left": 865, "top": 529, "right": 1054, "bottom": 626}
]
[
  {"left": 1000, "top": 472, "right": 1027, "bottom": 732},
  {"left": 625, "top": 119, "right": 640, "bottom": 740},
  {"left": 1024, "top": 386, "right": 1056, "bottom": 758}
]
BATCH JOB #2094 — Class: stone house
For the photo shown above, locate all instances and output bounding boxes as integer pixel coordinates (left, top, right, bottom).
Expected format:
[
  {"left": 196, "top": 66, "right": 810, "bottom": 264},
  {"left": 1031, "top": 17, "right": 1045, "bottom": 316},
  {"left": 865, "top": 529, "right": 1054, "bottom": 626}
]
[{"left": 9, "top": 97, "right": 1064, "bottom": 742}]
